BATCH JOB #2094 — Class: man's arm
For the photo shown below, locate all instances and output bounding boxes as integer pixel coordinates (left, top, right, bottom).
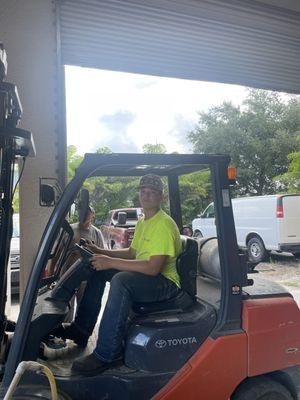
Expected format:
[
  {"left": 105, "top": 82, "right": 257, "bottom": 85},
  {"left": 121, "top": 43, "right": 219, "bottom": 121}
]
[
  {"left": 91, "top": 254, "right": 167, "bottom": 276},
  {"left": 86, "top": 241, "right": 136, "bottom": 259},
  {"left": 100, "top": 247, "right": 136, "bottom": 259}
]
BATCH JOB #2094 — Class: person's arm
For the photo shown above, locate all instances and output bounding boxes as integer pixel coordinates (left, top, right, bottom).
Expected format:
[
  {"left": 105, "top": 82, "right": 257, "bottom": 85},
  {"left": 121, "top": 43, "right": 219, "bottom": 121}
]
[
  {"left": 91, "top": 254, "right": 167, "bottom": 276},
  {"left": 86, "top": 240, "right": 136, "bottom": 259},
  {"left": 99, "top": 247, "right": 136, "bottom": 259}
]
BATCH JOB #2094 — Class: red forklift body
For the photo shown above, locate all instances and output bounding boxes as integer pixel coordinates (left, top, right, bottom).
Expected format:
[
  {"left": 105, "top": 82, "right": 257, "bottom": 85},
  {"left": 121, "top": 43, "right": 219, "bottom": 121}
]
[
  {"left": 154, "top": 295, "right": 300, "bottom": 400},
  {"left": 243, "top": 297, "right": 300, "bottom": 376},
  {"left": 154, "top": 334, "right": 248, "bottom": 400}
]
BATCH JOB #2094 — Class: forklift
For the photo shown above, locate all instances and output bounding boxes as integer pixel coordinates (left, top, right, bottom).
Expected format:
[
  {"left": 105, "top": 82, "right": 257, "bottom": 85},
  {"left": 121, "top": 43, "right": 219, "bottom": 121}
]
[
  {"left": 0, "top": 147, "right": 300, "bottom": 399},
  {"left": 0, "top": 44, "right": 300, "bottom": 400},
  {"left": 0, "top": 43, "right": 35, "bottom": 371}
]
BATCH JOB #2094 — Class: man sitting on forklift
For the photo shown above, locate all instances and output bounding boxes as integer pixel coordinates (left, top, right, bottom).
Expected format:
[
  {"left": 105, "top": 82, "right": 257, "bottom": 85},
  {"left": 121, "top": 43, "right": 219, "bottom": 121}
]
[{"left": 56, "top": 174, "right": 182, "bottom": 374}]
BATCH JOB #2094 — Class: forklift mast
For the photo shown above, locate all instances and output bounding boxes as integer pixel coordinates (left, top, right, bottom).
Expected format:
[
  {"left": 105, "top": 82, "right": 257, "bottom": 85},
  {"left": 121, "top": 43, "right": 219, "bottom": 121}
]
[{"left": 0, "top": 44, "right": 35, "bottom": 349}]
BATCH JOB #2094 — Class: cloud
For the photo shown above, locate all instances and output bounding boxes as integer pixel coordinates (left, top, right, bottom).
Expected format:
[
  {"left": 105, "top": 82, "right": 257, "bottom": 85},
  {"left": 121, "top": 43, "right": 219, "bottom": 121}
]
[
  {"left": 167, "top": 114, "right": 196, "bottom": 152},
  {"left": 95, "top": 110, "right": 139, "bottom": 153},
  {"left": 100, "top": 110, "right": 136, "bottom": 132},
  {"left": 135, "top": 80, "right": 157, "bottom": 90},
  {"left": 101, "top": 136, "right": 139, "bottom": 153},
  {"left": 66, "top": 66, "right": 248, "bottom": 156}
]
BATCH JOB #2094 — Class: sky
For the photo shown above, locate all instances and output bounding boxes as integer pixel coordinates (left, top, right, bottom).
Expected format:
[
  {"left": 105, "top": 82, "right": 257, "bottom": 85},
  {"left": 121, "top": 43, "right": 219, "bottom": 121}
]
[{"left": 65, "top": 65, "right": 248, "bottom": 155}]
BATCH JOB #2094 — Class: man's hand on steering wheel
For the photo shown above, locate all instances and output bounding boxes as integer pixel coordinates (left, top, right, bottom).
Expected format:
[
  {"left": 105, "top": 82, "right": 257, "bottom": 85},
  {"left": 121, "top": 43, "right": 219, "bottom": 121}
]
[{"left": 85, "top": 239, "right": 103, "bottom": 254}]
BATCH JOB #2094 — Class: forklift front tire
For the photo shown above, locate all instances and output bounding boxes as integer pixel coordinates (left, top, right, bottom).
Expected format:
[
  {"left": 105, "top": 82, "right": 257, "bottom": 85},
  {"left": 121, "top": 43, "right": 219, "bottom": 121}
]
[{"left": 231, "top": 376, "right": 293, "bottom": 400}]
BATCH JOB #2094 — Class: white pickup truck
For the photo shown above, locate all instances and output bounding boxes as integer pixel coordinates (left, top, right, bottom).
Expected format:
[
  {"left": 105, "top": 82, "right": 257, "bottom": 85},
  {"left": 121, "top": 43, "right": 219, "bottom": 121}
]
[{"left": 192, "top": 194, "right": 300, "bottom": 262}]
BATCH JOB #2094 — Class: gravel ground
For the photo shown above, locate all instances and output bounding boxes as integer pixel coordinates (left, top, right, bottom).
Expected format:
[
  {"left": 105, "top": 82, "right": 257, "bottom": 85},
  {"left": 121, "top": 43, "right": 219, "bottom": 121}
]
[
  {"left": 6, "top": 253, "right": 300, "bottom": 321},
  {"left": 255, "top": 253, "right": 300, "bottom": 306}
]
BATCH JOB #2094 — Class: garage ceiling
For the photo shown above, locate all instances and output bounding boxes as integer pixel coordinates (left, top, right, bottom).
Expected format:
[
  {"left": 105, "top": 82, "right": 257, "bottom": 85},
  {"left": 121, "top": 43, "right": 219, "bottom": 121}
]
[{"left": 58, "top": 0, "right": 300, "bottom": 93}]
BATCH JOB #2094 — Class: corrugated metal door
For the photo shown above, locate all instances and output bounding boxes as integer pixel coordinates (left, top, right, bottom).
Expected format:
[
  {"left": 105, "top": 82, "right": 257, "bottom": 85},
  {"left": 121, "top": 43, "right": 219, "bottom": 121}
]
[{"left": 58, "top": 0, "right": 300, "bottom": 93}]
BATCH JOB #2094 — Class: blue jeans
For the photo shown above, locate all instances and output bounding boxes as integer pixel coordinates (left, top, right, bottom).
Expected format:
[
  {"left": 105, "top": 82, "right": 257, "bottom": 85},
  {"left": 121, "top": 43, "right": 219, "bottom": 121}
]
[{"left": 74, "top": 269, "right": 180, "bottom": 362}]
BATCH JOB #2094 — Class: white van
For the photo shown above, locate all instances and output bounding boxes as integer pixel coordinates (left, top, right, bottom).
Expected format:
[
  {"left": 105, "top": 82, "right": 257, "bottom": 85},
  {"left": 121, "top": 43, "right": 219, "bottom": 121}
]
[{"left": 192, "top": 194, "right": 300, "bottom": 263}]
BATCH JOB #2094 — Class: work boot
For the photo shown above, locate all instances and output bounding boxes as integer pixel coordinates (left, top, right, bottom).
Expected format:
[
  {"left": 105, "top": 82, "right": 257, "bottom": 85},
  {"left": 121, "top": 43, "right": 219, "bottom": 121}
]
[
  {"left": 53, "top": 323, "right": 89, "bottom": 347},
  {"left": 72, "top": 353, "right": 121, "bottom": 375}
]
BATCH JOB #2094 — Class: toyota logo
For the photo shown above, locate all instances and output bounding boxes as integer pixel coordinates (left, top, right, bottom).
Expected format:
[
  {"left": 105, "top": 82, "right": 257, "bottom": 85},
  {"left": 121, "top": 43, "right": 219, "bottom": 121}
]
[{"left": 155, "top": 340, "right": 167, "bottom": 349}]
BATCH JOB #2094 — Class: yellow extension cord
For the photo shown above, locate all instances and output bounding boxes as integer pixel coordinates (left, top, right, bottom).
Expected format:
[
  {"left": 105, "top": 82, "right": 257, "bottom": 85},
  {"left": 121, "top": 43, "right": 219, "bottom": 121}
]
[{"left": 3, "top": 361, "right": 58, "bottom": 400}]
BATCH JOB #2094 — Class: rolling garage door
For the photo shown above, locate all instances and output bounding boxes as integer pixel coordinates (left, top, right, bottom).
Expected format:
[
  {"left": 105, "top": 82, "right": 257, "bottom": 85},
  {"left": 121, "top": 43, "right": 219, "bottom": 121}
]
[{"left": 58, "top": 0, "right": 300, "bottom": 93}]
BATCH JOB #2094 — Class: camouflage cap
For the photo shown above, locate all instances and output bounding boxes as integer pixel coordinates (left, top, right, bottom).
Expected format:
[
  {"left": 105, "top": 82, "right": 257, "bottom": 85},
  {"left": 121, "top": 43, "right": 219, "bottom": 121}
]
[{"left": 139, "top": 174, "right": 163, "bottom": 192}]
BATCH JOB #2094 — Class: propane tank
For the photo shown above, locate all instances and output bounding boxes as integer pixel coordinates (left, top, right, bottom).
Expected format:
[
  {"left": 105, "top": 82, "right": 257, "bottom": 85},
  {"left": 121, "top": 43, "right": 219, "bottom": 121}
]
[{"left": 198, "top": 238, "right": 221, "bottom": 280}]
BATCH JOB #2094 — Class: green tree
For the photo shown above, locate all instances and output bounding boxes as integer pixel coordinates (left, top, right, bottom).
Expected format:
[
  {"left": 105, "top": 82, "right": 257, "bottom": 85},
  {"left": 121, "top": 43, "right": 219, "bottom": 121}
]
[
  {"left": 188, "top": 90, "right": 300, "bottom": 196},
  {"left": 275, "top": 98, "right": 300, "bottom": 191},
  {"left": 88, "top": 146, "right": 139, "bottom": 223},
  {"left": 12, "top": 187, "right": 19, "bottom": 213},
  {"left": 276, "top": 138, "right": 300, "bottom": 192},
  {"left": 67, "top": 145, "right": 139, "bottom": 223},
  {"left": 142, "top": 143, "right": 166, "bottom": 154},
  {"left": 179, "top": 170, "right": 211, "bottom": 224},
  {"left": 142, "top": 143, "right": 210, "bottom": 223},
  {"left": 67, "top": 143, "right": 210, "bottom": 226},
  {"left": 67, "top": 145, "right": 83, "bottom": 181},
  {"left": 89, "top": 176, "right": 139, "bottom": 223},
  {"left": 96, "top": 146, "right": 112, "bottom": 154}
]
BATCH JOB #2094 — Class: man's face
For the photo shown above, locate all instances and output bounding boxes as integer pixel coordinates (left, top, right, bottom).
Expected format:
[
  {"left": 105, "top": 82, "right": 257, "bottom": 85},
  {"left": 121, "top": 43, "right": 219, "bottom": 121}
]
[{"left": 139, "top": 187, "right": 163, "bottom": 210}]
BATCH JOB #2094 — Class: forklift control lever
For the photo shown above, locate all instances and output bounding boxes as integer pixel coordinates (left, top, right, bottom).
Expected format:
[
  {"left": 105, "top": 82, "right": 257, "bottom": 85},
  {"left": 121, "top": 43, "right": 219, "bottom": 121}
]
[
  {"left": 79, "top": 238, "right": 87, "bottom": 246},
  {"left": 75, "top": 243, "right": 94, "bottom": 261}
]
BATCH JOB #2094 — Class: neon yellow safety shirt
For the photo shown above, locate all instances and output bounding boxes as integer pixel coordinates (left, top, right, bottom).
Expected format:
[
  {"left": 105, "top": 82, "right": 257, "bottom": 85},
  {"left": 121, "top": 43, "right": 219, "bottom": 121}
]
[{"left": 130, "top": 209, "right": 182, "bottom": 287}]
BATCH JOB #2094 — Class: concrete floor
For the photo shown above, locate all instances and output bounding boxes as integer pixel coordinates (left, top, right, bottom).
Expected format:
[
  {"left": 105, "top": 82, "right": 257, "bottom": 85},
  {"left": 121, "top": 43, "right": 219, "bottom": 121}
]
[
  {"left": 6, "top": 253, "right": 300, "bottom": 325},
  {"left": 6, "top": 294, "right": 19, "bottom": 322},
  {"left": 6, "top": 281, "right": 300, "bottom": 329},
  {"left": 5, "top": 284, "right": 110, "bottom": 323}
]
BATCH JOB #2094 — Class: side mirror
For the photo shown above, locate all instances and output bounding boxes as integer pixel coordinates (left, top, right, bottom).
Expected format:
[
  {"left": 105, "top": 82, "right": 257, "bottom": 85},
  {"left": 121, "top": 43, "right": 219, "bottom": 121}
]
[
  {"left": 79, "top": 189, "right": 90, "bottom": 224},
  {"left": 117, "top": 212, "right": 127, "bottom": 225},
  {"left": 39, "top": 177, "right": 62, "bottom": 207},
  {"left": 40, "top": 184, "right": 55, "bottom": 207}
]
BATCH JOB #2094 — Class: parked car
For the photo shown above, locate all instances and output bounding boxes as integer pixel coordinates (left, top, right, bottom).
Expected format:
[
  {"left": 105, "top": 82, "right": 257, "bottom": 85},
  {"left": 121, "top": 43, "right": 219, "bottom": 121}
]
[
  {"left": 100, "top": 208, "right": 142, "bottom": 249},
  {"left": 10, "top": 213, "right": 20, "bottom": 295},
  {"left": 192, "top": 194, "right": 300, "bottom": 263}
]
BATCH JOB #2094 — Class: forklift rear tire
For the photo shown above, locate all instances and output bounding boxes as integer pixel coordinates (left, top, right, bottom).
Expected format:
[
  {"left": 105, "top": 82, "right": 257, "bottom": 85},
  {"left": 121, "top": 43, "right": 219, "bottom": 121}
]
[{"left": 231, "top": 376, "right": 293, "bottom": 400}]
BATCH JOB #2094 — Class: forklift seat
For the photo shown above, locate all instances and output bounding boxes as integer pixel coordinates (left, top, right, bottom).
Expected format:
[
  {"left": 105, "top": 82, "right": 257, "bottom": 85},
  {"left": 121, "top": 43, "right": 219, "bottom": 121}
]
[{"left": 133, "top": 236, "right": 198, "bottom": 314}]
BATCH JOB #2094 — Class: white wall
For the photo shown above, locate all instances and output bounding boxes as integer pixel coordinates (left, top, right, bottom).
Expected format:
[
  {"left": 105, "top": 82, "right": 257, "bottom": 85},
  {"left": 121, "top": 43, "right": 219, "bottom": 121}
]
[{"left": 0, "top": 0, "right": 66, "bottom": 296}]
